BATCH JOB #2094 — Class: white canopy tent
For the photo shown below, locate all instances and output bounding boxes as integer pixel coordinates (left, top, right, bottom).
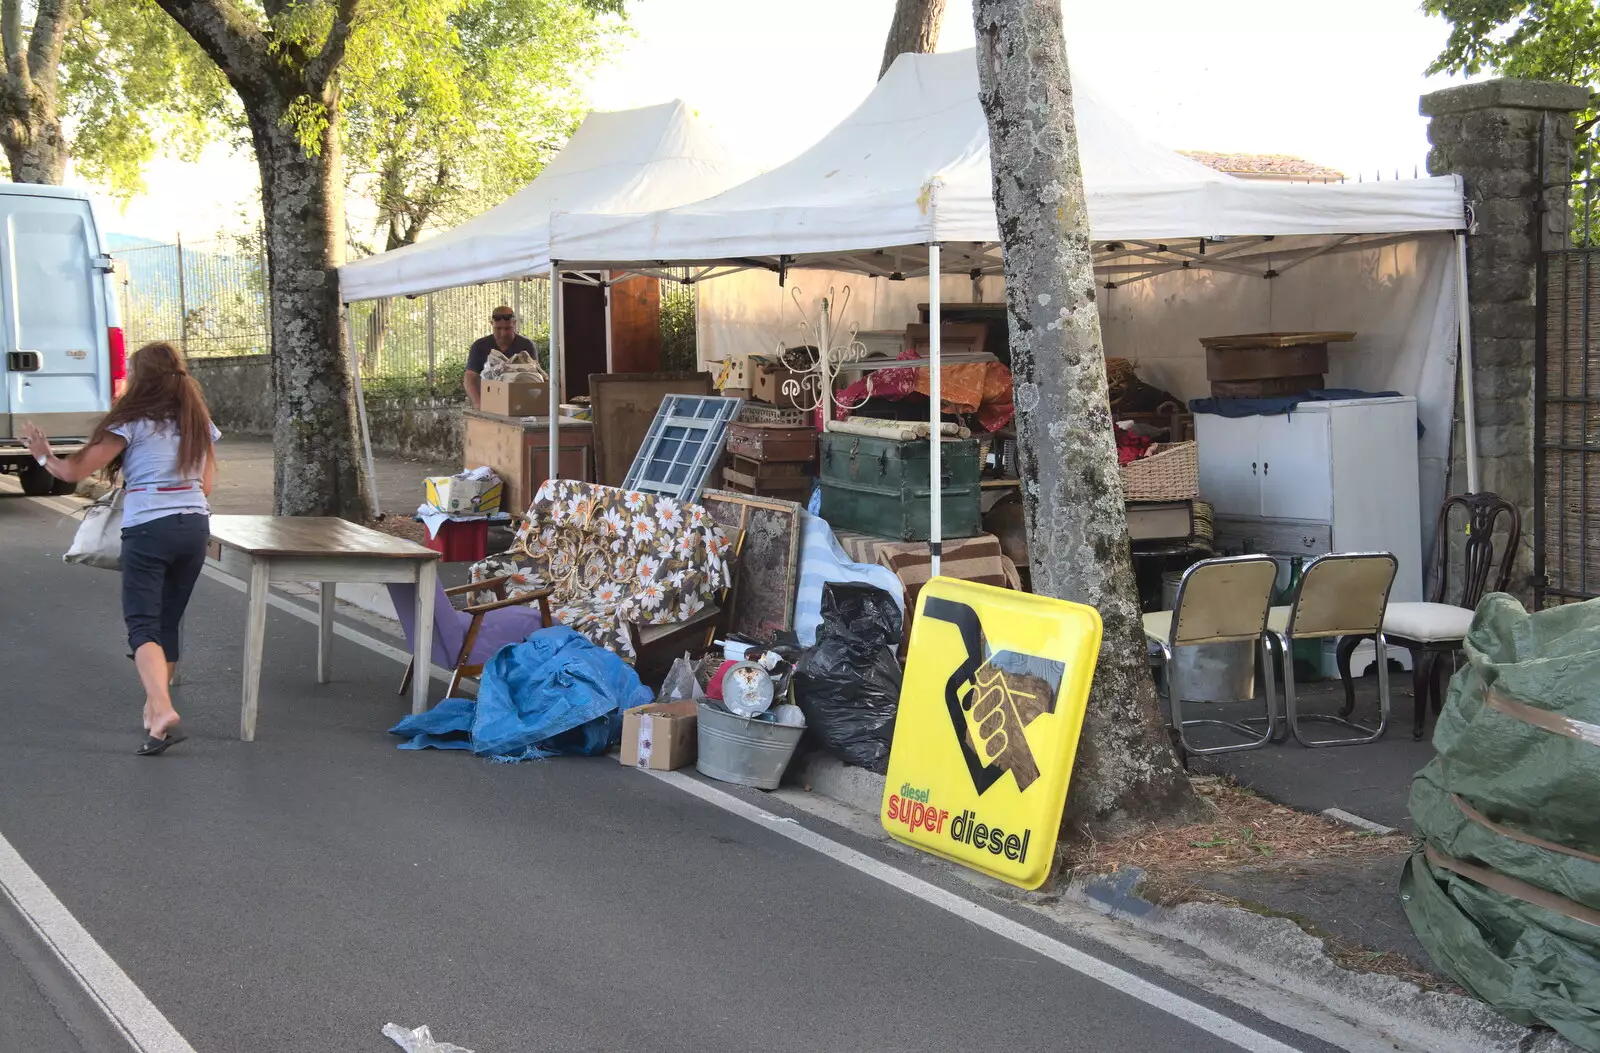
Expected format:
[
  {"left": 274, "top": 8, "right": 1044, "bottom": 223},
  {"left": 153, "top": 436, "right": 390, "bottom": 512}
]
[
  {"left": 337, "top": 99, "right": 753, "bottom": 301},
  {"left": 334, "top": 100, "right": 753, "bottom": 514},
  {"left": 545, "top": 49, "right": 1471, "bottom": 573}
]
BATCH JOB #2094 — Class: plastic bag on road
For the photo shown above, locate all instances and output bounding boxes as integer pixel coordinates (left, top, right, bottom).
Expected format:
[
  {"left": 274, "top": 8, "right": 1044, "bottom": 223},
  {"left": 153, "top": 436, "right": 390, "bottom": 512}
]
[
  {"left": 382, "top": 1022, "right": 474, "bottom": 1053},
  {"left": 795, "top": 583, "right": 903, "bottom": 773}
]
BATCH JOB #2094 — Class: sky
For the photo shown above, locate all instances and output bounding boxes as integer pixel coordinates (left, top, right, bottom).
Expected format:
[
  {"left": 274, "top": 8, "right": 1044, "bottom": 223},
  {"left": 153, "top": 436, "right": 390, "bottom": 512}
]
[{"left": 89, "top": 0, "right": 1470, "bottom": 242}]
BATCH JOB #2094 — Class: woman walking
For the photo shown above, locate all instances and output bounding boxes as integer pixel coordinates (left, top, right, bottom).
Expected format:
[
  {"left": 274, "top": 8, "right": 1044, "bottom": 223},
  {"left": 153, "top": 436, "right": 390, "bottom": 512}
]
[{"left": 21, "top": 342, "right": 220, "bottom": 755}]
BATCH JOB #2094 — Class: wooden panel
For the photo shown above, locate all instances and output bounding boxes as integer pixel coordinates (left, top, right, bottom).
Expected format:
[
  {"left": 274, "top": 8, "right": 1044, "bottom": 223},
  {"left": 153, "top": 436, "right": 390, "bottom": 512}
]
[
  {"left": 1213, "top": 516, "right": 1331, "bottom": 557},
  {"left": 210, "top": 515, "right": 439, "bottom": 560},
  {"left": 607, "top": 274, "right": 663, "bottom": 374},
  {"left": 588, "top": 372, "right": 713, "bottom": 487},
  {"left": 266, "top": 558, "right": 429, "bottom": 584},
  {"left": 562, "top": 280, "right": 608, "bottom": 399},
  {"left": 1198, "top": 331, "right": 1356, "bottom": 350},
  {"left": 700, "top": 488, "right": 802, "bottom": 639}
]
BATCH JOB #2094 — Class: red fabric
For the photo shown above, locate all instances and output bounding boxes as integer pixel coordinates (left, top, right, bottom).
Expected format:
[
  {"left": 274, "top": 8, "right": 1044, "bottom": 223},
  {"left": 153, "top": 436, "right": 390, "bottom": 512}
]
[
  {"left": 1116, "top": 429, "right": 1154, "bottom": 466},
  {"left": 835, "top": 348, "right": 1016, "bottom": 432},
  {"left": 706, "top": 659, "right": 738, "bottom": 701}
]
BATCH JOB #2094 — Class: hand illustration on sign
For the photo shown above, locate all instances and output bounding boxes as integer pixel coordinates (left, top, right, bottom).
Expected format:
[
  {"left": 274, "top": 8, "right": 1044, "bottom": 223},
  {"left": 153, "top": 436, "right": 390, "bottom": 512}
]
[{"left": 923, "top": 596, "right": 1064, "bottom": 795}]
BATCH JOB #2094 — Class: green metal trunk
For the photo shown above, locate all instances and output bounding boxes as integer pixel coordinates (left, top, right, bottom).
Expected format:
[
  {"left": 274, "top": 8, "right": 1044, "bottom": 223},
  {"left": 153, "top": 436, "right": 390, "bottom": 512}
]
[{"left": 817, "top": 432, "right": 982, "bottom": 541}]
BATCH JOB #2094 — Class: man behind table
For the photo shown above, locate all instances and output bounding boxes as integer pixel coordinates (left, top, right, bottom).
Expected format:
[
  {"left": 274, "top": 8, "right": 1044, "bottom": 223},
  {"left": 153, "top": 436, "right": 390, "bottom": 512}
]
[{"left": 463, "top": 306, "right": 537, "bottom": 409}]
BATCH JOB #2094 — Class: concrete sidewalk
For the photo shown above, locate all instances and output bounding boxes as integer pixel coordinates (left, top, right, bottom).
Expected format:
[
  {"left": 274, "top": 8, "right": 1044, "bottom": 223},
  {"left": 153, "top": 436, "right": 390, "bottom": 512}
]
[{"left": 210, "top": 435, "right": 456, "bottom": 518}]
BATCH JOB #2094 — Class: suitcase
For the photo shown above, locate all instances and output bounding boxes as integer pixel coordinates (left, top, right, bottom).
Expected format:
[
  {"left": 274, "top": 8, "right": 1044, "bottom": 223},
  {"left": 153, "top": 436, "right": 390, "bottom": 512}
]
[
  {"left": 726, "top": 422, "right": 818, "bottom": 463},
  {"left": 818, "top": 432, "right": 981, "bottom": 541}
]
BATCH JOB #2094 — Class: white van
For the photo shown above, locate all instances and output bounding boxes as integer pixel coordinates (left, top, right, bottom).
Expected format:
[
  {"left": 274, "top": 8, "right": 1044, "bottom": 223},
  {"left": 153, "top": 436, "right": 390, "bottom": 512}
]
[{"left": 0, "top": 184, "right": 125, "bottom": 495}]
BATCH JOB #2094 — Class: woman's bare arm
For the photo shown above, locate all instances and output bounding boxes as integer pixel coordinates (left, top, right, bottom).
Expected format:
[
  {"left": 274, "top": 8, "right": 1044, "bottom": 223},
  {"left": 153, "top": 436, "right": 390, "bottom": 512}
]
[
  {"left": 19, "top": 423, "right": 126, "bottom": 483},
  {"left": 201, "top": 448, "right": 217, "bottom": 497}
]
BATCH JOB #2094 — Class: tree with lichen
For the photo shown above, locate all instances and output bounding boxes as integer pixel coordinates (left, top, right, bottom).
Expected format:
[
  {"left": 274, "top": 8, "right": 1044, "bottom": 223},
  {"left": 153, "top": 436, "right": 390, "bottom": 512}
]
[{"left": 970, "top": 0, "right": 1201, "bottom": 836}]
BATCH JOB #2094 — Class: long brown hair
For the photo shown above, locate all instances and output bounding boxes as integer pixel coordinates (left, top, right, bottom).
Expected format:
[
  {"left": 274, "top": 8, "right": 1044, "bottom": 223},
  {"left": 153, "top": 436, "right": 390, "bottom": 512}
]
[{"left": 90, "top": 341, "right": 215, "bottom": 476}]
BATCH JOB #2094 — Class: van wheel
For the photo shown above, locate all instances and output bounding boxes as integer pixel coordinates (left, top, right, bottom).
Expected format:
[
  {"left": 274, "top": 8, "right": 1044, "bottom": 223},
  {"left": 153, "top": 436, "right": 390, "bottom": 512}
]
[
  {"left": 51, "top": 476, "right": 78, "bottom": 496},
  {"left": 19, "top": 461, "right": 55, "bottom": 496}
]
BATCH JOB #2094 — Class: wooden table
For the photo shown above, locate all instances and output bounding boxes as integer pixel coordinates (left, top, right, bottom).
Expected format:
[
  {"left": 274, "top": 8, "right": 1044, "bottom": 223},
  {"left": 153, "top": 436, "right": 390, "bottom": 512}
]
[{"left": 206, "top": 516, "right": 441, "bottom": 741}]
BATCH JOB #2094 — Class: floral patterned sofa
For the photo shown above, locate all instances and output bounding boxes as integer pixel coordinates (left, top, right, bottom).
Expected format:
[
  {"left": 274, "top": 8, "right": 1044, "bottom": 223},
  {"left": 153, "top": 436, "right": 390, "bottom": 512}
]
[{"left": 470, "top": 479, "right": 734, "bottom": 663}]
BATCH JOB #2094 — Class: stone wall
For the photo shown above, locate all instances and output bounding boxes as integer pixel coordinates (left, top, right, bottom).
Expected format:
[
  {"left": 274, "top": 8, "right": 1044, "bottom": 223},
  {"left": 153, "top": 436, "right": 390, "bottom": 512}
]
[
  {"left": 1421, "top": 79, "right": 1590, "bottom": 603},
  {"left": 189, "top": 354, "right": 463, "bottom": 462}
]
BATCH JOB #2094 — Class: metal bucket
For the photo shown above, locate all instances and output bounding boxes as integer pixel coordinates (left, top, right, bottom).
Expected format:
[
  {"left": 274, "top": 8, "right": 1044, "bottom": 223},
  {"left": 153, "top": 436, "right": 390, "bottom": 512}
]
[
  {"left": 1158, "top": 571, "right": 1258, "bottom": 704},
  {"left": 696, "top": 702, "right": 804, "bottom": 790}
]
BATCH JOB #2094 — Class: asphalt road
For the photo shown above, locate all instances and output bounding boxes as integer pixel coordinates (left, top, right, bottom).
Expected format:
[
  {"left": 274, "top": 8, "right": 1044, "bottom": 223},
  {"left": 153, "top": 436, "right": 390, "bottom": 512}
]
[{"left": 0, "top": 486, "right": 1343, "bottom": 1053}]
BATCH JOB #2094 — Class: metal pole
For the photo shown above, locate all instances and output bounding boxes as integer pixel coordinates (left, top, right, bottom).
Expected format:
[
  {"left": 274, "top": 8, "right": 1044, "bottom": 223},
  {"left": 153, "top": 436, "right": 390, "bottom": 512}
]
[
  {"left": 819, "top": 295, "right": 833, "bottom": 426},
  {"left": 928, "top": 243, "right": 943, "bottom": 577},
  {"left": 513, "top": 278, "right": 522, "bottom": 320},
  {"left": 347, "top": 305, "right": 382, "bottom": 518},
  {"left": 1455, "top": 233, "right": 1480, "bottom": 493},
  {"left": 425, "top": 292, "right": 437, "bottom": 387},
  {"left": 548, "top": 265, "right": 562, "bottom": 482},
  {"left": 175, "top": 233, "right": 188, "bottom": 354},
  {"left": 258, "top": 224, "right": 270, "bottom": 351}
]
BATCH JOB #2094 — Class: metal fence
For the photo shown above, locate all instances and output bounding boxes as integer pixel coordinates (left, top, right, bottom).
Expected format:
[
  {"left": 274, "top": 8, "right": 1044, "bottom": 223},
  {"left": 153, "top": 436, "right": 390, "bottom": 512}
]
[
  {"left": 115, "top": 233, "right": 271, "bottom": 358},
  {"left": 115, "top": 236, "right": 697, "bottom": 397},
  {"left": 1534, "top": 173, "right": 1599, "bottom": 606}
]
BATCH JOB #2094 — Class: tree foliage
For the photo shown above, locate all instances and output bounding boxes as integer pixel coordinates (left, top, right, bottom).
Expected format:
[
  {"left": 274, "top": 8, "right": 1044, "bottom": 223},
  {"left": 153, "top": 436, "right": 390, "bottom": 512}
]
[
  {"left": 1425, "top": 0, "right": 1600, "bottom": 182},
  {"left": 342, "top": 0, "right": 625, "bottom": 252}
]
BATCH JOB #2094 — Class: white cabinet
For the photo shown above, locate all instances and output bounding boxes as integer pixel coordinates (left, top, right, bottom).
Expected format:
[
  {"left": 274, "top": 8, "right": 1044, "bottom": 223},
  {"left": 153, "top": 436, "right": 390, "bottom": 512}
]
[{"left": 1195, "top": 397, "right": 1423, "bottom": 602}]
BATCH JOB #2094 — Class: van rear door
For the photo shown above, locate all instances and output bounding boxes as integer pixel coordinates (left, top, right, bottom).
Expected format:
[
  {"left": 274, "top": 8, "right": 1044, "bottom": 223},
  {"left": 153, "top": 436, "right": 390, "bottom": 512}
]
[{"left": 1, "top": 193, "right": 111, "bottom": 442}]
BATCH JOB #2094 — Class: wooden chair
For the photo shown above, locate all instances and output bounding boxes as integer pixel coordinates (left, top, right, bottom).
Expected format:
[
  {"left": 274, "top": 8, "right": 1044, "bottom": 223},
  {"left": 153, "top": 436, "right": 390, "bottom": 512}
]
[
  {"left": 392, "top": 575, "right": 554, "bottom": 701},
  {"left": 1335, "top": 492, "right": 1520, "bottom": 740}
]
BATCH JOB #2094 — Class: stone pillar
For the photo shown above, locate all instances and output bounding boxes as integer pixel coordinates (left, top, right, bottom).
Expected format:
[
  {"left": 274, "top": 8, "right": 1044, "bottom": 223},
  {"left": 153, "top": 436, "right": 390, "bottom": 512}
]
[{"left": 1421, "top": 79, "right": 1590, "bottom": 602}]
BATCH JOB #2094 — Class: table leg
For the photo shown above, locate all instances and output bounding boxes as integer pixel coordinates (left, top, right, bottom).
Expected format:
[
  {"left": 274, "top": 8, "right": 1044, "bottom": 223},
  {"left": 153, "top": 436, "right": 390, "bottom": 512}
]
[
  {"left": 411, "top": 560, "right": 437, "bottom": 715},
  {"left": 241, "top": 557, "right": 270, "bottom": 741},
  {"left": 318, "top": 582, "right": 336, "bottom": 685}
]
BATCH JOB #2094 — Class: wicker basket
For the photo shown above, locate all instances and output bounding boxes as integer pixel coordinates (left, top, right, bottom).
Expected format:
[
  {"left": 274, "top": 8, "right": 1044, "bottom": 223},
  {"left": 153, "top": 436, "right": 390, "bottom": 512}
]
[{"left": 1120, "top": 440, "right": 1199, "bottom": 502}]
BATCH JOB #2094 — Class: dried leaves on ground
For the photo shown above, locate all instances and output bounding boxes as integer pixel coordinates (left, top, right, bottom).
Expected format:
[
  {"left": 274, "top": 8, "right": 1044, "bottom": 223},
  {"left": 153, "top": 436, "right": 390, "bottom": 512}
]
[{"left": 1061, "top": 776, "right": 1408, "bottom": 878}]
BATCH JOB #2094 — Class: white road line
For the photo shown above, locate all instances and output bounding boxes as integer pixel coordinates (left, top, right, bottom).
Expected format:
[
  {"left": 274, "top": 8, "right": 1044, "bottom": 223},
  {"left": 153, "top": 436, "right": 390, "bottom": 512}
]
[
  {"left": 0, "top": 831, "right": 197, "bottom": 1053},
  {"left": 1321, "top": 809, "right": 1398, "bottom": 836},
  {"left": 651, "top": 770, "right": 1307, "bottom": 1053}
]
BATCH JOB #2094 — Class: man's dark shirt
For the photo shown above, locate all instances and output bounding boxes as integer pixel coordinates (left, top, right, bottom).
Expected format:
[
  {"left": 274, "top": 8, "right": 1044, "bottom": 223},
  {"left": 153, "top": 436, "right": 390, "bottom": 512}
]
[{"left": 466, "top": 333, "right": 536, "bottom": 375}]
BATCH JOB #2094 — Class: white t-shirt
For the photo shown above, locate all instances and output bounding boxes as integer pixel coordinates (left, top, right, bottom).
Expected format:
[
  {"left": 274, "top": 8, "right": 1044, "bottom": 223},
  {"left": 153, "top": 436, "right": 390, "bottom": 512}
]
[{"left": 107, "top": 419, "right": 222, "bottom": 529}]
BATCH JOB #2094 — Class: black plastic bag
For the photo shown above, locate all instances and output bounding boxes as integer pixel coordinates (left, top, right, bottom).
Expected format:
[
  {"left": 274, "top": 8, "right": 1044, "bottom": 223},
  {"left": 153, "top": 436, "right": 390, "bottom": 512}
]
[{"left": 795, "top": 583, "right": 903, "bottom": 773}]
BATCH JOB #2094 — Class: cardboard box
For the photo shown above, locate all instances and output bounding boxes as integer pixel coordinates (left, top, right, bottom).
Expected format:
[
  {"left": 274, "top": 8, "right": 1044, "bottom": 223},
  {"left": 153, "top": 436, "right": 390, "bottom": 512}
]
[
  {"left": 481, "top": 378, "right": 549, "bottom": 417},
  {"left": 751, "top": 361, "right": 808, "bottom": 408},
  {"left": 714, "top": 355, "right": 751, "bottom": 391},
  {"left": 620, "top": 701, "right": 699, "bottom": 771},
  {"left": 424, "top": 473, "right": 503, "bottom": 515}
]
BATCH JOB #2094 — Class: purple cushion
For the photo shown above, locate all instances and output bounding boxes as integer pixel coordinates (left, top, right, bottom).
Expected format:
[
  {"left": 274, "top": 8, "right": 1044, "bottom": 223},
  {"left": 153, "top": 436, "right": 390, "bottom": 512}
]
[{"left": 387, "top": 582, "right": 545, "bottom": 670}]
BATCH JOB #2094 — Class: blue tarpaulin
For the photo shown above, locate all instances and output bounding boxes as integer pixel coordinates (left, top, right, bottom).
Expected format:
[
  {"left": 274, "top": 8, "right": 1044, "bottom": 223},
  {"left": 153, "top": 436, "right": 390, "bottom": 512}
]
[{"left": 388, "top": 627, "right": 652, "bottom": 761}]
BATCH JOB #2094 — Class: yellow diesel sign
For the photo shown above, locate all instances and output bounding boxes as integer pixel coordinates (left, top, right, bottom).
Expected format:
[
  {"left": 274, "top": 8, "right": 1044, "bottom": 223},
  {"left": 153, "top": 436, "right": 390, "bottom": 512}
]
[{"left": 881, "top": 577, "right": 1102, "bottom": 889}]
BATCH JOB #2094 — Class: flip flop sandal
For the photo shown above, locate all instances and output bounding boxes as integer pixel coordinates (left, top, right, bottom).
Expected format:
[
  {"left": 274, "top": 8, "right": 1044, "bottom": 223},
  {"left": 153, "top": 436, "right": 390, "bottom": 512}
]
[{"left": 136, "top": 731, "right": 188, "bottom": 757}]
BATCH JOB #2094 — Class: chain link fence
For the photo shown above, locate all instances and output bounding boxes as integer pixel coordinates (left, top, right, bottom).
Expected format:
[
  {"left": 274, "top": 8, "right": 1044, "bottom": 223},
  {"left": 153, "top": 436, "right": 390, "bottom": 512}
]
[{"left": 114, "top": 237, "right": 697, "bottom": 398}]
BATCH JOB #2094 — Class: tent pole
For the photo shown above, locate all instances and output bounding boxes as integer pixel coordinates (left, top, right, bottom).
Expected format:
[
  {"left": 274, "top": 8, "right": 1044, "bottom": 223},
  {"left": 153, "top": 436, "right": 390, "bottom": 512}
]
[
  {"left": 346, "top": 304, "right": 381, "bottom": 518},
  {"left": 1454, "top": 233, "right": 1480, "bottom": 494},
  {"left": 928, "top": 242, "right": 942, "bottom": 577},
  {"left": 549, "top": 265, "right": 562, "bottom": 484}
]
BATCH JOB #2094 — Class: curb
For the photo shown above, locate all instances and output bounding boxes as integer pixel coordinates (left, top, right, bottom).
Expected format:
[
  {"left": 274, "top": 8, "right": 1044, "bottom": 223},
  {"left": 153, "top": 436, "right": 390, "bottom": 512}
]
[{"left": 794, "top": 752, "right": 1577, "bottom": 1053}]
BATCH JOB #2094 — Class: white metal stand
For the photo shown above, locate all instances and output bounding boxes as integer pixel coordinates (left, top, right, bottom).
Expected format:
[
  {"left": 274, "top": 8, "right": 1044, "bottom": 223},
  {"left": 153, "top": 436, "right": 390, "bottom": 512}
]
[
  {"left": 928, "top": 242, "right": 942, "bottom": 577},
  {"left": 548, "top": 263, "right": 563, "bottom": 482}
]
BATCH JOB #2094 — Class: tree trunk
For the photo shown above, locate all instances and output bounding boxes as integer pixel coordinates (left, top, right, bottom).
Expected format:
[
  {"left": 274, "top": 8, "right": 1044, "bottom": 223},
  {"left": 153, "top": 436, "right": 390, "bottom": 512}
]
[
  {"left": 1, "top": 113, "right": 65, "bottom": 182},
  {"left": 970, "top": 2, "right": 1200, "bottom": 836},
  {"left": 1, "top": 0, "right": 70, "bottom": 184},
  {"left": 250, "top": 107, "right": 369, "bottom": 519},
  {"left": 880, "top": 0, "right": 946, "bottom": 78}
]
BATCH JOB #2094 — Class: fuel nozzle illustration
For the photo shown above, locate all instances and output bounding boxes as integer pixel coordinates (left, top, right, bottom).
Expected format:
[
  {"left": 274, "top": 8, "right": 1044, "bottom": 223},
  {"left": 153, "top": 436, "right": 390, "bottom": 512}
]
[{"left": 923, "top": 596, "right": 1065, "bottom": 795}]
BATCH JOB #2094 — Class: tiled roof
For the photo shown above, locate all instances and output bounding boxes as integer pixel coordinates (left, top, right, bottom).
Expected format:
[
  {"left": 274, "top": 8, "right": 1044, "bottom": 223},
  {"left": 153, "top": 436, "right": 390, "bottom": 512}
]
[{"left": 1180, "top": 151, "right": 1346, "bottom": 179}]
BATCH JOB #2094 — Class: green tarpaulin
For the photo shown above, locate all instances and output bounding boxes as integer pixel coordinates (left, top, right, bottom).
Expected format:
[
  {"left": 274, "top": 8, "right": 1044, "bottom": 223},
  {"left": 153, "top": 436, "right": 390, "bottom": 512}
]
[{"left": 1404, "top": 594, "right": 1600, "bottom": 1051}]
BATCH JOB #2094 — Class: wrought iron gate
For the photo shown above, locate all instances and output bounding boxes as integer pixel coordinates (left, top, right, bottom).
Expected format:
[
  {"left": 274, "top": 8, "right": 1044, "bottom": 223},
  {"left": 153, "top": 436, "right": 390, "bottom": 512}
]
[{"left": 1534, "top": 172, "right": 1599, "bottom": 607}]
